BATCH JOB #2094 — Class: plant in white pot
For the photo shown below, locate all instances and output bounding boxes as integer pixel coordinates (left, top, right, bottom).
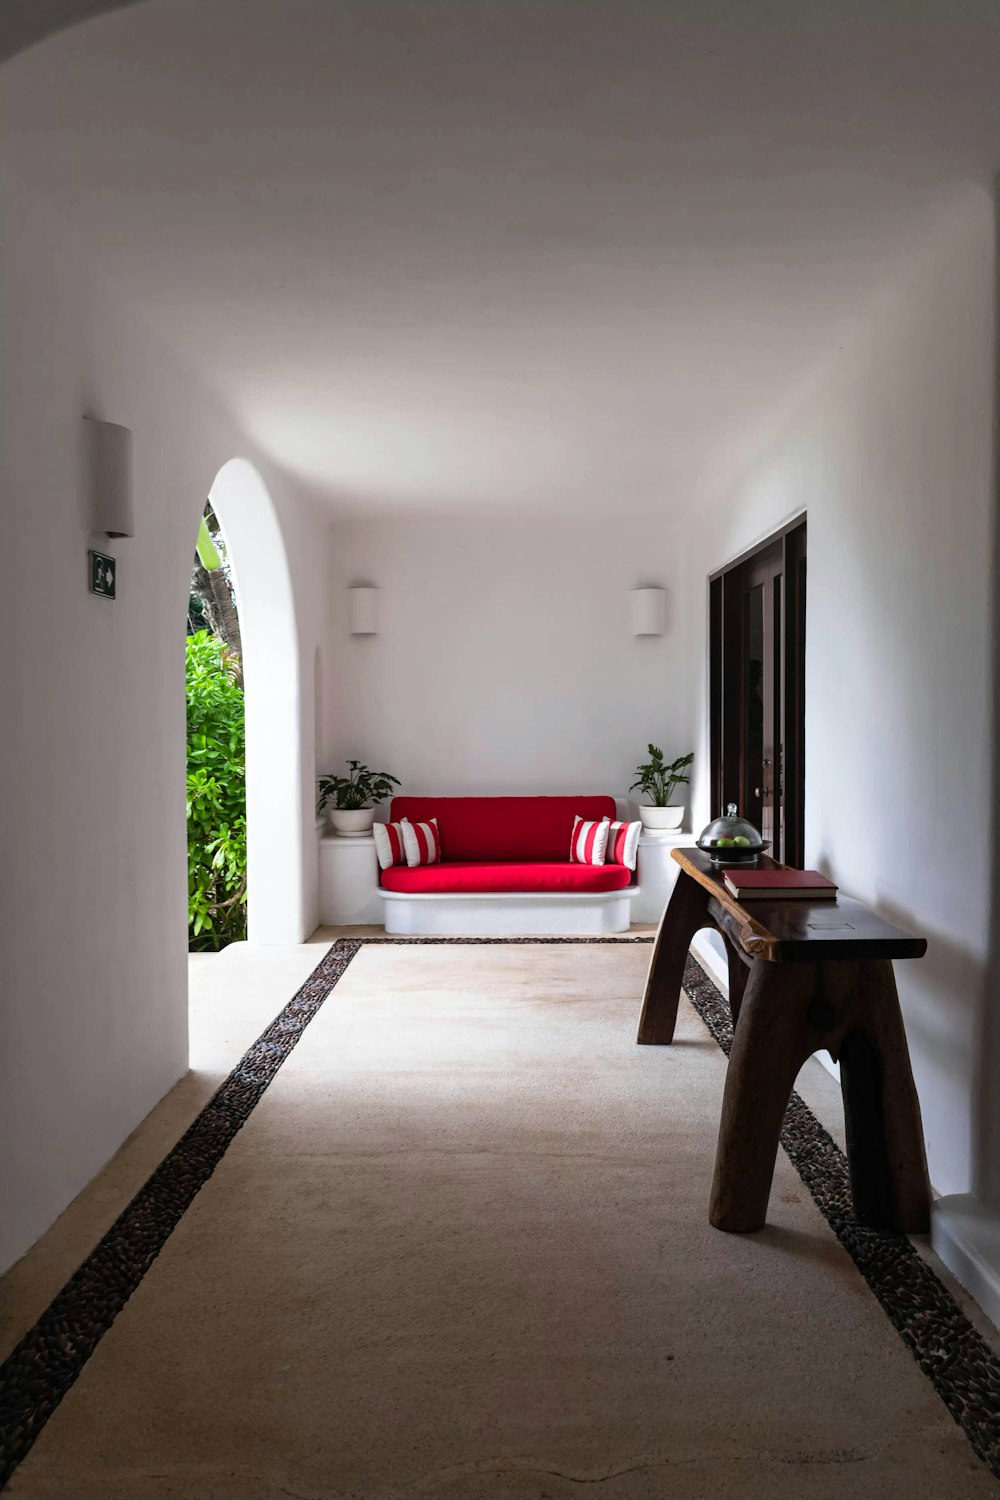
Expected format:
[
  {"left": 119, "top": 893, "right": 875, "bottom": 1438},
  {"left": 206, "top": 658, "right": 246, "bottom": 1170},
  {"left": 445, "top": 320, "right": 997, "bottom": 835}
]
[
  {"left": 317, "top": 760, "right": 400, "bottom": 837},
  {"left": 630, "top": 746, "right": 693, "bottom": 831}
]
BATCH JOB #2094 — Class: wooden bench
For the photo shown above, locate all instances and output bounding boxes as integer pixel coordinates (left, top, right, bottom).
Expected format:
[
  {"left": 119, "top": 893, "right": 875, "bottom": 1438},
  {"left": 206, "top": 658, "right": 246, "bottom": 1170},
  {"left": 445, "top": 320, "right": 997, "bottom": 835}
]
[{"left": 638, "top": 848, "right": 931, "bottom": 1235}]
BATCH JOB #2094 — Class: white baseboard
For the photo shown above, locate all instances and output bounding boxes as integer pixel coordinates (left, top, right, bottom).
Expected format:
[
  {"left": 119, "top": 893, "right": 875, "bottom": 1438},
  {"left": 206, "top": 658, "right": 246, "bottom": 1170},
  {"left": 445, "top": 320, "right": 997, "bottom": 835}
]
[
  {"left": 932, "top": 1195, "right": 1000, "bottom": 1331},
  {"left": 690, "top": 930, "right": 729, "bottom": 991}
]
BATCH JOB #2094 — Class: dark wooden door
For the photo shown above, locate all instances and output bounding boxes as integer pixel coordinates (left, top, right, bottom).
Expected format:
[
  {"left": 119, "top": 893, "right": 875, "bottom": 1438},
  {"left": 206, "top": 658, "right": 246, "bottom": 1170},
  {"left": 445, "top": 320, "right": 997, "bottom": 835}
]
[
  {"left": 709, "top": 519, "right": 806, "bottom": 866},
  {"left": 739, "top": 541, "right": 782, "bottom": 846}
]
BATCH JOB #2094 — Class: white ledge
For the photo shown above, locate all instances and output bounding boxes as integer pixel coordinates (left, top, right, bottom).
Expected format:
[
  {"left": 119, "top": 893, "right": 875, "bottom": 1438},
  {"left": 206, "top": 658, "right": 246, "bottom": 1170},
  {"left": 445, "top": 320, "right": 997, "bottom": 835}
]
[
  {"left": 379, "top": 887, "right": 640, "bottom": 904},
  {"left": 378, "top": 885, "right": 638, "bottom": 936},
  {"left": 932, "top": 1195, "right": 1000, "bottom": 1331}
]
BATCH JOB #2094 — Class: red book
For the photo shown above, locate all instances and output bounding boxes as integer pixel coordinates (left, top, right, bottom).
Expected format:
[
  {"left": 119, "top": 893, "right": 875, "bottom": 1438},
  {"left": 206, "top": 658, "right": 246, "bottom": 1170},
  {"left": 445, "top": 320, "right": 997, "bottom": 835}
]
[{"left": 723, "top": 868, "right": 838, "bottom": 901}]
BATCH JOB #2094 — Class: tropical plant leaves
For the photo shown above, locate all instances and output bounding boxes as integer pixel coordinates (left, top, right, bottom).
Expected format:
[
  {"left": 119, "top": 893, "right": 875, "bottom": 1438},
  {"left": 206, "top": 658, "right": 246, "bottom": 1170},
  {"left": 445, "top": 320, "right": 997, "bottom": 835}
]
[
  {"left": 316, "top": 759, "right": 400, "bottom": 813},
  {"left": 187, "top": 630, "right": 247, "bottom": 950},
  {"left": 629, "top": 747, "right": 694, "bottom": 807}
]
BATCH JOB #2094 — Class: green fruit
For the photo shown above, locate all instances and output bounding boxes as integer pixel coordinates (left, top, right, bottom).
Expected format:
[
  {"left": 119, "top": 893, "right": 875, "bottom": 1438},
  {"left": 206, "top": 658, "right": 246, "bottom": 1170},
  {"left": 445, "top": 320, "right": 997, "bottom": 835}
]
[
  {"left": 715, "top": 837, "right": 735, "bottom": 847},
  {"left": 732, "top": 836, "right": 751, "bottom": 847}
]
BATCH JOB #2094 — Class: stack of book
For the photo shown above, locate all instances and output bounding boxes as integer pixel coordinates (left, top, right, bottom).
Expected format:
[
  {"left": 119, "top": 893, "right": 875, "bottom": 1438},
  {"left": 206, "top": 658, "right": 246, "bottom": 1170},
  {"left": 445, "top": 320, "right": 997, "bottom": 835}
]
[{"left": 722, "top": 869, "right": 838, "bottom": 901}]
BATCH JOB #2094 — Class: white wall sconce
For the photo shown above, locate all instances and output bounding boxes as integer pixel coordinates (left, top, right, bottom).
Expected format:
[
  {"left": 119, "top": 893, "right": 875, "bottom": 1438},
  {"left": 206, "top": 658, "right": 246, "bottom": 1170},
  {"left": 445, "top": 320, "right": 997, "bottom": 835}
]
[
  {"left": 83, "top": 416, "right": 134, "bottom": 537},
  {"left": 348, "top": 586, "right": 378, "bottom": 635},
  {"left": 630, "top": 587, "right": 666, "bottom": 636}
]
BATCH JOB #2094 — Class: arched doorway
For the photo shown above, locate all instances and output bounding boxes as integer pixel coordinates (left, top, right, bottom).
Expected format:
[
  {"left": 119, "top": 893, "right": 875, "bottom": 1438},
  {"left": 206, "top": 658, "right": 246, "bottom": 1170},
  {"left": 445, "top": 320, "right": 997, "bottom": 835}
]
[
  {"left": 187, "top": 501, "right": 247, "bottom": 948},
  {"left": 203, "top": 459, "right": 305, "bottom": 944}
]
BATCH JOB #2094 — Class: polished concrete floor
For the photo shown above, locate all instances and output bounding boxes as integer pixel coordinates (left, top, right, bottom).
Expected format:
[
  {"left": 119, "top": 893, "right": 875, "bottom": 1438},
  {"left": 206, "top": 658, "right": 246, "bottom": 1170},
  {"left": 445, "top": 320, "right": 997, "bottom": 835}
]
[{"left": 2, "top": 934, "right": 998, "bottom": 1498}]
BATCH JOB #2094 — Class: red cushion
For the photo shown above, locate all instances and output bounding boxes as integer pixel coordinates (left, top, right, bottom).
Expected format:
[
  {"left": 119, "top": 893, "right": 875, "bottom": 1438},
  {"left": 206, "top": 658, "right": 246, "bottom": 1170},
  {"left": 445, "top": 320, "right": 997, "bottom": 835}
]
[
  {"left": 389, "top": 796, "right": 616, "bottom": 862},
  {"left": 381, "top": 861, "right": 632, "bottom": 894}
]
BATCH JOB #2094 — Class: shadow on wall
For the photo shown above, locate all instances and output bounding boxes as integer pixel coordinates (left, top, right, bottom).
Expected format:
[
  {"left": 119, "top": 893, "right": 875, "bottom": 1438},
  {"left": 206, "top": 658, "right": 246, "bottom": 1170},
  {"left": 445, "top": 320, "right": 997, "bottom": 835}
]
[
  {"left": 314, "top": 645, "right": 324, "bottom": 770},
  {"left": 882, "top": 899, "right": 983, "bottom": 1183},
  {"left": 808, "top": 827, "right": 983, "bottom": 1193},
  {"left": 973, "top": 195, "right": 1000, "bottom": 1206}
]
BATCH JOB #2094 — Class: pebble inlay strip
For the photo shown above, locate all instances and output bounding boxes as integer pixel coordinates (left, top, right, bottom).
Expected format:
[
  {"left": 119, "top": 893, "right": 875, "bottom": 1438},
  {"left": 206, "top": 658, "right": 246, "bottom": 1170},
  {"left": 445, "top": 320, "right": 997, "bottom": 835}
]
[{"left": 1, "top": 936, "right": 999, "bottom": 1490}]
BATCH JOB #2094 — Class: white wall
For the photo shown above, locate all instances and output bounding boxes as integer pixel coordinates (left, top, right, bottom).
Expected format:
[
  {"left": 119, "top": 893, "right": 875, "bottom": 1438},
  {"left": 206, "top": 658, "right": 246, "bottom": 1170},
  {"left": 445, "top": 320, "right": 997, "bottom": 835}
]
[
  {"left": 686, "top": 187, "right": 997, "bottom": 1197},
  {"left": 0, "top": 173, "right": 328, "bottom": 1273},
  {"left": 323, "top": 517, "right": 694, "bottom": 811},
  {"left": 210, "top": 459, "right": 328, "bottom": 945}
]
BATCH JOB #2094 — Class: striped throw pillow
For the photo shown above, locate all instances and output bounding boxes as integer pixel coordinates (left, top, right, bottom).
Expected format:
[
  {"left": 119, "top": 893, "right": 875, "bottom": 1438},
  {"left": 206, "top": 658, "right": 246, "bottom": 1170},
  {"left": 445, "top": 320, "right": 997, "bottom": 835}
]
[
  {"left": 373, "top": 819, "right": 408, "bottom": 871},
  {"left": 402, "top": 817, "right": 442, "bottom": 867},
  {"left": 569, "top": 815, "right": 610, "bottom": 865},
  {"left": 606, "top": 819, "right": 641, "bottom": 871}
]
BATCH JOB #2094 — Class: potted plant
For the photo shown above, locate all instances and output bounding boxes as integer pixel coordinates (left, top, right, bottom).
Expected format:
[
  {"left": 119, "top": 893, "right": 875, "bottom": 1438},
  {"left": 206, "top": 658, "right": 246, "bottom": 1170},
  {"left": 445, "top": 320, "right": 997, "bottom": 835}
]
[
  {"left": 317, "top": 760, "right": 401, "bottom": 837},
  {"left": 630, "top": 746, "right": 693, "bottom": 831}
]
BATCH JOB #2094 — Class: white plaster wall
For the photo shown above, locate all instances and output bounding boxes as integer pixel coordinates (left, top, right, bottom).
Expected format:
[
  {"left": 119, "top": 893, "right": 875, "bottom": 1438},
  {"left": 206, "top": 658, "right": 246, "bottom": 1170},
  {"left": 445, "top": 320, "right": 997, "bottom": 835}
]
[
  {"left": 685, "top": 188, "right": 997, "bottom": 1198},
  {"left": 0, "top": 175, "right": 327, "bottom": 1273},
  {"left": 323, "top": 517, "right": 693, "bottom": 811},
  {"left": 210, "top": 459, "right": 329, "bottom": 945}
]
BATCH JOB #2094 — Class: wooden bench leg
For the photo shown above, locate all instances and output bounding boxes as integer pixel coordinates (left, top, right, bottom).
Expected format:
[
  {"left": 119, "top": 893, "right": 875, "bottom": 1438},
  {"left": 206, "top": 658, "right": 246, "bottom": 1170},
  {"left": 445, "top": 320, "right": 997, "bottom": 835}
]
[
  {"left": 710, "top": 960, "right": 814, "bottom": 1231},
  {"left": 838, "top": 961, "right": 931, "bottom": 1233},
  {"left": 637, "top": 869, "right": 711, "bottom": 1045},
  {"left": 711, "top": 957, "right": 931, "bottom": 1234}
]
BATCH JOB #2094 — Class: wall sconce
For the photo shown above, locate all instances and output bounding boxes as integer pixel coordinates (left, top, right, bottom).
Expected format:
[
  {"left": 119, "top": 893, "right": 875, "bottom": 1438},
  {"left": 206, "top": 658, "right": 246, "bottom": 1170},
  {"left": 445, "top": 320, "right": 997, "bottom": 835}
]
[
  {"left": 348, "top": 586, "right": 378, "bottom": 635},
  {"left": 83, "top": 416, "right": 134, "bottom": 537},
  {"left": 630, "top": 587, "right": 666, "bottom": 636}
]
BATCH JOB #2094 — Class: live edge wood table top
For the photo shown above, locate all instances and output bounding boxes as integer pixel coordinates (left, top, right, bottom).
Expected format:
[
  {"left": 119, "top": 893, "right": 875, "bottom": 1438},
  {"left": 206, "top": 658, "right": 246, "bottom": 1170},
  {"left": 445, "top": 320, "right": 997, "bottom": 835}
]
[
  {"left": 673, "top": 848, "right": 928, "bottom": 965},
  {"left": 638, "top": 847, "right": 931, "bottom": 1237}
]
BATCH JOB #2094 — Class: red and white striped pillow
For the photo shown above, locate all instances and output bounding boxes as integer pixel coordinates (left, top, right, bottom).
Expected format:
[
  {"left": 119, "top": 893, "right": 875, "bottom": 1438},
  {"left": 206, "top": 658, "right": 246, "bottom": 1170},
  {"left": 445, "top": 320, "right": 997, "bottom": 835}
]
[
  {"left": 373, "top": 819, "right": 408, "bottom": 871},
  {"left": 605, "top": 819, "right": 641, "bottom": 871},
  {"left": 402, "top": 817, "right": 442, "bottom": 867},
  {"left": 569, "top": 815, "right": 610, "bottom": 865}
]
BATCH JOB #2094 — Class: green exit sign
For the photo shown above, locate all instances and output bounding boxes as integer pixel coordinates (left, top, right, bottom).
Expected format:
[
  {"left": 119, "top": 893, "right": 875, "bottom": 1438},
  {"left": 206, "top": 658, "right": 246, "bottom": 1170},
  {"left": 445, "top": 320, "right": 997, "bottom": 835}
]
[{"left": 89, "top": 550, "right": 117, "bottom": 600}]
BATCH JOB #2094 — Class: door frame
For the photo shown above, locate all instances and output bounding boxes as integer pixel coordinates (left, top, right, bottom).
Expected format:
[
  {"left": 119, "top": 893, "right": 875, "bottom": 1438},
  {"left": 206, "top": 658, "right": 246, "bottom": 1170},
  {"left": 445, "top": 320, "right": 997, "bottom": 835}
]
[{"left": 708, "top": 515, "right": 807, "bottom": 867}]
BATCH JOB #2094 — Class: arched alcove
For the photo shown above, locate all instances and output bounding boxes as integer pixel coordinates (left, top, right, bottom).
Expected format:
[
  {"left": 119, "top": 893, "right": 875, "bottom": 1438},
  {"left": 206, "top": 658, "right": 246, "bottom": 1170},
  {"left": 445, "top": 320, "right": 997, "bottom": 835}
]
[{"left": 209, "top": 458, "right": 305, "bottom": 943}]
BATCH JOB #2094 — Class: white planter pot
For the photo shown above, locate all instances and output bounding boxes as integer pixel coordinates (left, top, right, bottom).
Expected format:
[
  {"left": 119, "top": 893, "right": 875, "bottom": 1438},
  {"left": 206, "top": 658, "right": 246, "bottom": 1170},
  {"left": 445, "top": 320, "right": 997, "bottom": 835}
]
[
  {"left": 328, "top": 807, "right": 377, "bottom": 838},
  {"left": 638, "top": 805, "right": 684, "bottom": 832}
]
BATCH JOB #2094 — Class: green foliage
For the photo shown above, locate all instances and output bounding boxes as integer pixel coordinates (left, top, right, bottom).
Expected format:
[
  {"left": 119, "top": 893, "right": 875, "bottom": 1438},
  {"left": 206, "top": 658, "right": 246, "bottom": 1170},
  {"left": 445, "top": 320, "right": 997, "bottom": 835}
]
[
  {"left": 186, "top": 631, "right": 247, "bottom": 950},
  {"left": 195, "top": 514, "right": 222, "bottom": 570},
  {"left": 630, "top": 745, "right": 694, "bottom": 807},
  {"left": 317, "top": 759, "right": 400, "bottom": 812}
]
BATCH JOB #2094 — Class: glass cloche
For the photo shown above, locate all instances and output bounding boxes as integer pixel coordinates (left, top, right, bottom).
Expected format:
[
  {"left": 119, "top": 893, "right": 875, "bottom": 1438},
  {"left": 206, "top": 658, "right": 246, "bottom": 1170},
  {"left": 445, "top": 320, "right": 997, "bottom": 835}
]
[{"left": 696, "top": 803, "right": 769, "bottom": 865}]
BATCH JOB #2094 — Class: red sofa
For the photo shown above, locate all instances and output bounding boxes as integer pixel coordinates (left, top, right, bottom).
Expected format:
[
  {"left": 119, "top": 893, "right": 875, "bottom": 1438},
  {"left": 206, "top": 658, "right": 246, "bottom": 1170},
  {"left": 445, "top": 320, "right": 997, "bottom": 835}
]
[{"left": 381, "top": 795, "right": 631, "bottom": 894}]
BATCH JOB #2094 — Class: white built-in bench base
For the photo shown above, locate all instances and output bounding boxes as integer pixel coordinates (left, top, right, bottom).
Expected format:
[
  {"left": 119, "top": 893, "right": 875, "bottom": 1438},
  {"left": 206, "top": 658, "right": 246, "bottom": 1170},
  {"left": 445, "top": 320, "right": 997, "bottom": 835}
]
[
  {"left": 318, "top": 829, "right": 653, "bottom": 935},
  {"left": 380, "top": 886, "right": 638, "bottom": 936}
]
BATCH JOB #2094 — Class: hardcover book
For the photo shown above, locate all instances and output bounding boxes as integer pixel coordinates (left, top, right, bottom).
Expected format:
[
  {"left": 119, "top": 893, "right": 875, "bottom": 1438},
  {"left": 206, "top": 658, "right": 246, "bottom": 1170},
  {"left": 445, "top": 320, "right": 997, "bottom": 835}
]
[{"left": 723, "top": 868, "right": 838, "bottom": 901}]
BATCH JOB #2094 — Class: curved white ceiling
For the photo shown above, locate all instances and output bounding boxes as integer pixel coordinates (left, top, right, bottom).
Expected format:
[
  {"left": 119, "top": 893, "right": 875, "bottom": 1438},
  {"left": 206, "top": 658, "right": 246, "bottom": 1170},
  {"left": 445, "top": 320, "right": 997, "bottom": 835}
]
[{"left": 5, "top": 0, "right": 1000, "bottom": 516}]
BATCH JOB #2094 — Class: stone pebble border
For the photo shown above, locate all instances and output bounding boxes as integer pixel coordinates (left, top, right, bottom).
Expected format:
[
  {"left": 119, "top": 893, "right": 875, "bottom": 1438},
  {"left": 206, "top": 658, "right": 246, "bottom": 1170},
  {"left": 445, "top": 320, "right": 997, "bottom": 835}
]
[{"left": 0, "top": 936, "right": 998, "bottom": 1489}]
